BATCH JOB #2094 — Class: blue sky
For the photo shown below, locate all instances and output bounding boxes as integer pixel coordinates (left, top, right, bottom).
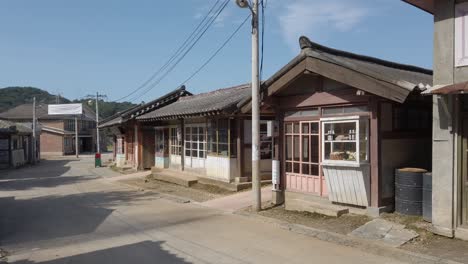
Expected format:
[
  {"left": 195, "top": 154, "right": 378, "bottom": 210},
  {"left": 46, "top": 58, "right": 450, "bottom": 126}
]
[{"left": 0, "top": 0, "right": 433, "bottom": 103}]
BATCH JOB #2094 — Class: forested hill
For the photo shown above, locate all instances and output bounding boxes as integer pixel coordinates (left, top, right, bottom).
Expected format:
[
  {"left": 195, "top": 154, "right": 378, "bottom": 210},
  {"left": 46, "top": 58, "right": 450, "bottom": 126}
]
[{"left": 0, "top": 86, "right": 136, "bottom": 119}]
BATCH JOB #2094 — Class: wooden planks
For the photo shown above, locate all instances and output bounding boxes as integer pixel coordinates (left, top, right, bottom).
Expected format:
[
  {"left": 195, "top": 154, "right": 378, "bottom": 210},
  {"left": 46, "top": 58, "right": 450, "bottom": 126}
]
[{"left": 323, "top": 165, "right": 370, "bottom": 207}]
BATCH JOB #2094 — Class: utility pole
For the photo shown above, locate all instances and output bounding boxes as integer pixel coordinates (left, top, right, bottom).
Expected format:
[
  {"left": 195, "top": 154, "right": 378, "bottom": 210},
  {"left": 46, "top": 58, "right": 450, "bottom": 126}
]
[
  {"left": 75, "top": 116, "right": 79, "bottom": 158},
  {"left": 235, "top": 0, "right": 261, "bottom": 211},
  {"left": 251, "top": 0, "right": 261, "bottom": 212},
  {"left": 32, "top": 97, "right": 36, "bottom": 164},
  {"left": 95, "top": 92, "right": 100, "bottom": 153}
]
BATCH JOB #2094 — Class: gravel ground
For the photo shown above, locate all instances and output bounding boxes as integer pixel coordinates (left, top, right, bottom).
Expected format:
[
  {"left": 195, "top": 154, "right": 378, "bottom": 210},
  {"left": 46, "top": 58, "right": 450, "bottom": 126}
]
[
  {"left": 380, "top": 213, "right": 468, "bottom": 263},
  {"left": 120, "top": 174, "right": 235, "bottom": 202},
  {"left": 244, "top": 205, "right": 468, "bottom": 263},
  {"left": 243, "top": 204, "right": 371, "bottom": 235}
]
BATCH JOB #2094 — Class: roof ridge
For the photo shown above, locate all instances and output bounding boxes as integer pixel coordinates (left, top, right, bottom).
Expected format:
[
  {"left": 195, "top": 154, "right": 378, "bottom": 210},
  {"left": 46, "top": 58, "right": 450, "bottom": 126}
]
[
  {"left": 179, "top": 83, "right": 250, "bottom": 101},
  {"left": 299, "top": 36, "right": 433, "bottom": 75}
]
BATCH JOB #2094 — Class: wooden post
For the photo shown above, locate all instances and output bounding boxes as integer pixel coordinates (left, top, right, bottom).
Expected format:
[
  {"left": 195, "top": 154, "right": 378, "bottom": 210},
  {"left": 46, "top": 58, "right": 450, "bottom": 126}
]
[
  {"left": 370, "top": 98, "right": 381, "bottom": 208},
  {"left": 180, "top": 119, "right": 185, "bottom": 171}
]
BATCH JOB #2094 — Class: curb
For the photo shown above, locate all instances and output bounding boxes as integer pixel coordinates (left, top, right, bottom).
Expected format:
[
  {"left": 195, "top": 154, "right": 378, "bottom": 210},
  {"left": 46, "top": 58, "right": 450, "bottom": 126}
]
[{"left": 235, "top": 211, "right": 462, "bottom": 264}]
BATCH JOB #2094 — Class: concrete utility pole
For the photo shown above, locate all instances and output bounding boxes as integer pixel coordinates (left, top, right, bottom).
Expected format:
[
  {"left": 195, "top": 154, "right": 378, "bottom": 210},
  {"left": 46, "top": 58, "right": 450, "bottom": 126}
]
[
  {"left": 95, "top": 92, "right": 100, "bottom": 153},
  {"left": 75, "top": 116, "right": 79, "bottom": 158},
  {"left": 251, "top": 0, "right": 261, "bottom": 212},
  {"left": 235, "top": 0, "right": 261, "bottom": 211},
  {"left": 32, "top": 97, "right": 36, "bottom": 164}
]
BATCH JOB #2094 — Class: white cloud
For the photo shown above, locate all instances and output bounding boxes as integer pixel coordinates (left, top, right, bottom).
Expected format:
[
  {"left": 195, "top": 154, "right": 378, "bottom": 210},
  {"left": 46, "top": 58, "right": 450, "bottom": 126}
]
[{"left": 277, "top": 0, "right": 370, "bottom": 49}]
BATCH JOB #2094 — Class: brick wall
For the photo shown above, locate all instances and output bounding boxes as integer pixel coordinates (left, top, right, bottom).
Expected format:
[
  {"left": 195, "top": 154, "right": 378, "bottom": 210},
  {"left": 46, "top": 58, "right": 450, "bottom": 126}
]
[{"left": 40, "top": 131, "right": 63, "bottom": 155}]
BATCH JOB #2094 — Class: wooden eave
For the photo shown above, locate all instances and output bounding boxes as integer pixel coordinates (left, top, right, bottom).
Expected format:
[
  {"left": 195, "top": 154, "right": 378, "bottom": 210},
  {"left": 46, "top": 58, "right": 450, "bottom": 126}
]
[
  {"left": 264, "top": 56, "right": 414, "bottom": 103},
  {"left": 402, "top": 0, "right": 434, "bottom": 14}
]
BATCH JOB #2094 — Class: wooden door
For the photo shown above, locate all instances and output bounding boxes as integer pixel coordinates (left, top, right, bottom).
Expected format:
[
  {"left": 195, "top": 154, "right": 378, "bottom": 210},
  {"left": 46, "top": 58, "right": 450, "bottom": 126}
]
[
  {"left": 285, "top": 121, "right": 326, "bottom": 196},
  {"left": 142, "top": 129, "right": 155, "bottom": 169}
]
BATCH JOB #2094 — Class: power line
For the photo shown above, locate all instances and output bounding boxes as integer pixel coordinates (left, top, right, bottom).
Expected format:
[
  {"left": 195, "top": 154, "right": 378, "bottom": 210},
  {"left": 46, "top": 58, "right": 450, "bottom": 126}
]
[
  {"left": 113, "top": 0, "right": 223, "bottom": 102},
  {"left": 181, "top": 15, "right": 251, "bottom": 85},
  {"left": 127, "top": 0, "right": 231, "bottom": 103}
]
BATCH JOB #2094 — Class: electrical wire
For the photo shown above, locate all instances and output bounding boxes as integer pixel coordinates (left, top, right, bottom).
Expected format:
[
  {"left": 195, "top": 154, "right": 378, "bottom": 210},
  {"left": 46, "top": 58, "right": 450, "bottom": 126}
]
[
  {"left": 127, "top": 0, "right": 231, "bottom": 103},
  {"left": 180, "top": 15, "right": 251, "bottom": 85},
  {"left": 113, "top": 0, "right": 222, "bottom": 102}
]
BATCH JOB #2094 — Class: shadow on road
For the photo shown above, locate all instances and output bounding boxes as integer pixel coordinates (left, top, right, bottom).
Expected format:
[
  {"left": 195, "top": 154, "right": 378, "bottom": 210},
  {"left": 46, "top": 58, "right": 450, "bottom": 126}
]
[
  {"left": 0, "top": 190, "right": 153, "bottom": 246},
  {"left": 0, "top": 159, "right": 73, "bottom": 180},
  {"left": 11, "top": 241, "right": 191, "bottom": 264}
]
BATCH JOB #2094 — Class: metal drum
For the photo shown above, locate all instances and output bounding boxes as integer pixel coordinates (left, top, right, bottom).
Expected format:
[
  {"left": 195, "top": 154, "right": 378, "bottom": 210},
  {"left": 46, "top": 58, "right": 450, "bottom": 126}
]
[
  {"left": 395, "top": 168, "right": 427, "bottom": 216},
  {"left": 423, "top": 172, "right": 432, "bottom": 222}
]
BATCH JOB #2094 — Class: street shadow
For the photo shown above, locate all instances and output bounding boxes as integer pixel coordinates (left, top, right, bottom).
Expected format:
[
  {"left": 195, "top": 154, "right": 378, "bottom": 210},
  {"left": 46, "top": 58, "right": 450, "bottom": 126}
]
[
  {"left": 12, "top": 240, "right": 191, "bottom": 264},
  {"left": 0, "top": 159, "right": 73, "bottom": 180},
  {"left": 0, "top": 190, "right": 153, "bottom": 246},
  {"left": 0, "top": 175, "right": 97, "bottom": 191}
]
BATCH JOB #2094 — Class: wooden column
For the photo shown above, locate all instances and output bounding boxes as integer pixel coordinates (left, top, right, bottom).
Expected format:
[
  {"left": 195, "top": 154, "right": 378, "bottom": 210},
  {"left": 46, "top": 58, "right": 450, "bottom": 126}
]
[
  {"left": 180, "top": 119, "right": 185, "bottom": 171},
  {"left": 237, "top": 117, "right": 244, "bottom": 178},
  {"left": 278, "top": 112, "right": 285, "bottom": 191},
  {"left": 370, "top": 98, "right": 381, "bottom": 207}
]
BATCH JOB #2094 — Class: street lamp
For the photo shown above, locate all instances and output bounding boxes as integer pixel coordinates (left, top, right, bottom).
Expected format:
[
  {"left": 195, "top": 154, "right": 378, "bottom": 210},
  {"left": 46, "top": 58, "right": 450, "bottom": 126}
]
[{"left": 236, "top": 0, "right": 261, "bottom": 211}]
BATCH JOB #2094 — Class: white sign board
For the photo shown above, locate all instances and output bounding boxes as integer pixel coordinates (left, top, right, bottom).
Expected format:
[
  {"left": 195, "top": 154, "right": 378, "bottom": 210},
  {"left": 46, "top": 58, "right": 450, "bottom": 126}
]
[
  {"left": 48, "top": 104, "right": 83, "bottom": 115},
  {"left": 272, "top": 160, "right": 280, "bottom": 186}
]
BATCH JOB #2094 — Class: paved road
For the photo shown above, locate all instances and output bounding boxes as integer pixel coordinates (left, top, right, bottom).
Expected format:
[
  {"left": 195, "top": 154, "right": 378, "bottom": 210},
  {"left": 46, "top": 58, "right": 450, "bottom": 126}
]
[{"left": 0, "top": 157, "right": 406, "bottom": 264}]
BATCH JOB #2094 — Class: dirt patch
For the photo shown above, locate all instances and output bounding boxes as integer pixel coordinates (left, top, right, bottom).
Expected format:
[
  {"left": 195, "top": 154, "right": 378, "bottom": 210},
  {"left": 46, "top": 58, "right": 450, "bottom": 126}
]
[
  {"left": 381, "top": 213, "right": 468, "bottom": 263},
  {"left": 245, "top": 204, "right": 370, "bottom": 235},
  {"left": 120, "top": 175, "right": 235, "bottom": 202}
]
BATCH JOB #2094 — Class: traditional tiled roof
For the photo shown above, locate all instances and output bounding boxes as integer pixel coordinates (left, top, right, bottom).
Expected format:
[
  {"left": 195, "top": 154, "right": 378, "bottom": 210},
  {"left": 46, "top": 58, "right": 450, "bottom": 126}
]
[
  {"left": 99, "top": 86, "right": 191, "bottom": 128},
  {"left": 263, "top": 36, "right": 433, "bottom": 103},
  {"left": 0, "top": 119, "right": 32, "bottom": 134},
  {"left": 0, "top": 103, "right": 96, "bottom": 121},
  {"left": 137, "top": 84, "right": 251, "bottom": 121}
]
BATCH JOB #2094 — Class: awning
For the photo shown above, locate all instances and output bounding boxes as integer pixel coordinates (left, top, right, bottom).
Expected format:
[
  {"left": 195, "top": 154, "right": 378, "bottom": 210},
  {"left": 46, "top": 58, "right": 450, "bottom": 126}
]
[{"left": 425, "top": 81, "right": 468, "bottom": 95}]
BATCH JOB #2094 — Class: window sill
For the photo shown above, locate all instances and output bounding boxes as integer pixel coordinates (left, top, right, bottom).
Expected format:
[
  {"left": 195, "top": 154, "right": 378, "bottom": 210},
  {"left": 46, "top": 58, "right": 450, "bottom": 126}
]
[{"left": 322, "top": 161, "right": 369, "bottom": 168}]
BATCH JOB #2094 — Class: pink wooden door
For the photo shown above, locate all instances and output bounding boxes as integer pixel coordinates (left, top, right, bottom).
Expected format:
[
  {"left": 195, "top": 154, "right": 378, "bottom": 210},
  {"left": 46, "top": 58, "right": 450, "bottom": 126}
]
[{"left": 285, "top": 121, "right": 327, "bottom": 196}]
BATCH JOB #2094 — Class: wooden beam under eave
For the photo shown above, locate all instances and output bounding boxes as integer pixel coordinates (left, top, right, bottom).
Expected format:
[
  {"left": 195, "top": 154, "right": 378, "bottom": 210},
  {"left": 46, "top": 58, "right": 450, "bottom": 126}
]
[
  {"left": 267, "top": 59, "right": 307, "bottom": 97},
  {"left": 305, "top": 57, "right": 411, "bottom": 103}
]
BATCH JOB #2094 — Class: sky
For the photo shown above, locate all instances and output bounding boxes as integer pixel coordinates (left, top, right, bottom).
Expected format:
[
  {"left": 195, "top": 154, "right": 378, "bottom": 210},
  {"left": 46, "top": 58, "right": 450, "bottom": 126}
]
[{"left": 0, "top": 0, "right": 433, "bottom": 103}]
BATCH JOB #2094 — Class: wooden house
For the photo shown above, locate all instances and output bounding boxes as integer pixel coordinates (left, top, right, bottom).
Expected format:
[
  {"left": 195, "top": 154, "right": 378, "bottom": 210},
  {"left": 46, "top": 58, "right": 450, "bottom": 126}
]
[
  {"left": 262, "top": 37, "right": 433, "bottom": 215},
  {"left": 137, "top": 84, "right": 275, "bottom": 187},
  {"left": 99, "top": 86, "right": 191, "bottom": 169}
]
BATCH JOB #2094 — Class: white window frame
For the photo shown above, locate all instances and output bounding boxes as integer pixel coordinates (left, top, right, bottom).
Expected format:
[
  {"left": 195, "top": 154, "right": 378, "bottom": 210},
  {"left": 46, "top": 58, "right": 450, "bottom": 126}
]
[
  {"left": 320, "top": 116, "right": 369, "bottom": 167},
  {"left": 455, "top": 2, "right": 468, "bottom": 67},
  {"left": 184, "top": 123, "right": 207, "bottom": 159}
]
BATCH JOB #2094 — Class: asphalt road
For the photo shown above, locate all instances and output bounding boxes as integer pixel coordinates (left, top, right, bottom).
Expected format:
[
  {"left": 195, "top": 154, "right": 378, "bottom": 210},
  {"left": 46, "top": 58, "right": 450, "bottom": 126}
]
[{"left": 0, "top": 156, "right": 407, "bottom": 264}]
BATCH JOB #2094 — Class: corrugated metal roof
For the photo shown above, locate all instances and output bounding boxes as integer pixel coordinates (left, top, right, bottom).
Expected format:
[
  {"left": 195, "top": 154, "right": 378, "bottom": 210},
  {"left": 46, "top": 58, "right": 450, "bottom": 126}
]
[{"left": 137, "top": 84, "right": 251, "bottom": 121}]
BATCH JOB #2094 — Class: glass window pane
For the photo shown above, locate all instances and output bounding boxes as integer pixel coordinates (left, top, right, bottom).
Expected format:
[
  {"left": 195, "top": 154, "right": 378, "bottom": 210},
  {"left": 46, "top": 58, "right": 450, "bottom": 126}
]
[
  {"left": 200, "top": 143, "right": 205, "bottom": 151},
  {"left": 192, "top": 142, "right": 197, "bottom": 149},
  {"left": 192, "top": 150, "right": 197, "bottom": 157},
  {"left": 192, "top": 134, "right": 198, "bottom": 141},
  {"left": 311, "top": 135, "right": 319, "bottom": 163},
  {"left": 286, "top": 136, "right": 293, "bottom": 161},
  {"left": 293, "top": 163, "right": 300, "bottom": 173},
  {"left": 293, "top": 136, "right": 300, "bottom": 161},
  {"left": 185, "top": 149, "right": 190, "bottom": 156},
  {"left": 293, "top": 123, "right": 300, "bottom": 133},
  {"left": 286, "top": 123, "right": 293, "bottom": 134},
  {"left": 311, "top": 165, "right": 319, "bottom": 176},
  {"left": 302, "top": 164, "right": 310, "bottom": 175},
  {"left": 218, "top": 144, "right": 229, "bottom": 156},
  {"left": 192, "top": 127, "right": 198, "bottom": 135},
  {"left": 185, "top": 142, "right": 190, "bottom": 149},
  {"left": 328, "top": 142, "right": 357, "bottom": 161},
  {"left": 286, "top": 162, "right": 292, "bottom": 173},
  {"left": 302, "top": 136, "right": 309, "bottom": 162},
  {"left": 310, "top": 123, "right": 319, "bottom": 134},
  {"left": 302, "top": 123, "right": 309, "bottom": 134},
  {"left": 343, "top": 105, "right": 369, "bottom": 113},
  {"left": 322, "top": 107, "right": 343, "bottom": 115}
]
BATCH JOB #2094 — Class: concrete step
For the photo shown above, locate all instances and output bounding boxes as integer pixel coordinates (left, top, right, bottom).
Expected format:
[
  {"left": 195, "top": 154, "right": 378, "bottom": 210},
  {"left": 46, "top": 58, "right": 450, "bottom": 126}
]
[
  {"left": 152, "top": 170, "right": 198, "bottom": 187},
  {"left": 285, "top": 192, "right": 349, "bottom": 217}
]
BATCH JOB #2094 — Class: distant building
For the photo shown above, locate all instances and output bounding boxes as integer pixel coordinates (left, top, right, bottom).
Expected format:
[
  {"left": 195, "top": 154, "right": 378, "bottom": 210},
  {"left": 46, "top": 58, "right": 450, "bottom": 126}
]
[
  {"left": 0, "top": 119, "right": 39, "bottom": 168},
  {"left": 0, "top": 103, "right": 97, "bottom": 156}
]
